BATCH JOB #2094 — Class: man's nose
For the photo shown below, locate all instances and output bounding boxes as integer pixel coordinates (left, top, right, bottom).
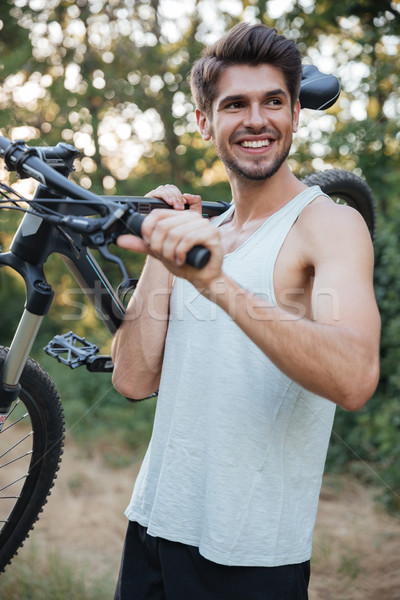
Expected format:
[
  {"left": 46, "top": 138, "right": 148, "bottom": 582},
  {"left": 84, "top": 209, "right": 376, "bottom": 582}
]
[{"left": 243, "top": 103, "right": 267, "bottom": 129}]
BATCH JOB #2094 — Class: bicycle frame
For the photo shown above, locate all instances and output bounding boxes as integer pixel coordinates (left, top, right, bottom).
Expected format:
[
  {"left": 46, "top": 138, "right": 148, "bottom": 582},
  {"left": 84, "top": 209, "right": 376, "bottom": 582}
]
[
  {"left": 0, "top": 178, "right": 228, "bottom": 419},
  {"left": 0, "top": 211, "right": 108, "bottom": 420}
]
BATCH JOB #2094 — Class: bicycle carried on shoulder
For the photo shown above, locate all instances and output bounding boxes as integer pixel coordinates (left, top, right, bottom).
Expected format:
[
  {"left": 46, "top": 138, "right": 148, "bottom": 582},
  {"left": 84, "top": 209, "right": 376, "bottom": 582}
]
[{"left": 0, "top": 66, "right": 376, "bottom": 572}]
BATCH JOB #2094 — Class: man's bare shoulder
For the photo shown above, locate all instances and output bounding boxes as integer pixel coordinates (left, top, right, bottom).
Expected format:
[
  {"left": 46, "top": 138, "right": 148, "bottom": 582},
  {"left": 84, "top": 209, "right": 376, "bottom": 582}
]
[
  {"left": 299, "top": 193, "right": 368, "bottom": 228},
  {"left": 295, "top": 194, "right": 374, "bottom": 266}
]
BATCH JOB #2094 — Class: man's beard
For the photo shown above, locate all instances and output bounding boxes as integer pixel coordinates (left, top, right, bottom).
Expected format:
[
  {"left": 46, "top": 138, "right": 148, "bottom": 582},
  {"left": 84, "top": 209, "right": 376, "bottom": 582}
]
[{"left": 212, "top": 132, "right": 291, "bottom": 181}]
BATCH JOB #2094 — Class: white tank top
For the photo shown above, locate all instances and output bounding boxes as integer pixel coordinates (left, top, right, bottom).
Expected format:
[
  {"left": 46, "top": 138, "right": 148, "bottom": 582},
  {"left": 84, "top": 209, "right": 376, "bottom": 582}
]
[{"left": 125, "top": 186, "right": 336, "bottom": 566}]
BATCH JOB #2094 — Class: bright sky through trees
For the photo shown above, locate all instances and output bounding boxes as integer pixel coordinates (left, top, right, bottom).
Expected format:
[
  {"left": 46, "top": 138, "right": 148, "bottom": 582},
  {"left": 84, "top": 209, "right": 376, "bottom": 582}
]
[{"left": 0, "top": 0, "right": 399, "bottom": 191}]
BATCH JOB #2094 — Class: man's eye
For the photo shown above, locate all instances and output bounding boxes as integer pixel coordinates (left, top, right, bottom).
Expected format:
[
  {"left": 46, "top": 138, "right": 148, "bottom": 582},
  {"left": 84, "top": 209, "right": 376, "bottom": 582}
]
[
  {"left": 269, "top": 98, "right": 283, "bottom": 106},
  {"left": 226, "top": 102, "right": 243, "bottom": 109}
]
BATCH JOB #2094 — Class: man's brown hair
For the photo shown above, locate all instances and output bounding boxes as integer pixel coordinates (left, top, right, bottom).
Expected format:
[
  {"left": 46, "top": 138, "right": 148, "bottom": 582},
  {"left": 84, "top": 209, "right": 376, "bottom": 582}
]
[{"left": 190, "top": 22, "right": 302, "bottom": 116}]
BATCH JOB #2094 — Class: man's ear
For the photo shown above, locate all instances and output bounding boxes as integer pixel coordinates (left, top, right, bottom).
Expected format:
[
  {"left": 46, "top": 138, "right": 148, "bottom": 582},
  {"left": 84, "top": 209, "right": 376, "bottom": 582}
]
[
  {"left": 292, "top": 99, "right": 300, "bottom": 133},
  {"left": 196, "top": 109, "right": 212, "bottom": 141}
]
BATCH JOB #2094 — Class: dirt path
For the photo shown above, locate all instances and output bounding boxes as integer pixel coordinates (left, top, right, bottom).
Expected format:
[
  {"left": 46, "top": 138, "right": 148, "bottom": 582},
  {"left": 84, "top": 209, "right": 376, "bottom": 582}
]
[
  {"left": 14, "top": 436, "right": 400, "bottom": 599},
  {"left": 311, "top": 477, "right": 400, "bottom": 599}
]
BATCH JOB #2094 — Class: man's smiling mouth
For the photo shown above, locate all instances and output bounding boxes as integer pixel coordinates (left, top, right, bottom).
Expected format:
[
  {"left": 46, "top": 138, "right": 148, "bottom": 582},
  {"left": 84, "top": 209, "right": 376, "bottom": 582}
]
[{"left": 240, "top": 139, "right": 272, "bottom": 148}]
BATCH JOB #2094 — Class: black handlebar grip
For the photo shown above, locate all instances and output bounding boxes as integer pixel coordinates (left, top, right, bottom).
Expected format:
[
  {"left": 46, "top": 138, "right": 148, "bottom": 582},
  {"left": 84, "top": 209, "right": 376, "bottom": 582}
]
[
  {"left": 125, "top": 211, "right": 146, "bottom": 237},
  {"left": 125, "top": 211, "right": 210, "bottom": 269},
  {"left": 185, "top": 245, "right": 211, "bottom": 270}
]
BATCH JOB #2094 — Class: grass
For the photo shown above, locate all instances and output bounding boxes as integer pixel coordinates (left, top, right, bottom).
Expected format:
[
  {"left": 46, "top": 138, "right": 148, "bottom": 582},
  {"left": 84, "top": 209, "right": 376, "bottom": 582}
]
[
  {"left": 0, "top": 544, "right": 116, "bottom": 600},
  {"left": 0, "top": 353, "right": 154, "bottom": 598},
  {"left": 38, "top": 352, "right": 157, "bottom": 456}
]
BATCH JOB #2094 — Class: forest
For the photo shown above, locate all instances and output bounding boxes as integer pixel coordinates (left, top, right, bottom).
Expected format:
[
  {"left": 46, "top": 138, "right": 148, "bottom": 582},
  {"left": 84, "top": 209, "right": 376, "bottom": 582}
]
[{"left": 0, "top": 2, "right": 399, "bottom": 593}]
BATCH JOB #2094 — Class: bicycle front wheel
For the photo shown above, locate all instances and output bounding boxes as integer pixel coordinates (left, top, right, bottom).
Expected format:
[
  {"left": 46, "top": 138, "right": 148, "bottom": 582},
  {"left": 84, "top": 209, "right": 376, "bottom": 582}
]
[
  {"left": 0, "top": 347, "right": 65, "bottom": 572},
  {"left": 302, "top": 169, "right": 376, "bottom": 239}
]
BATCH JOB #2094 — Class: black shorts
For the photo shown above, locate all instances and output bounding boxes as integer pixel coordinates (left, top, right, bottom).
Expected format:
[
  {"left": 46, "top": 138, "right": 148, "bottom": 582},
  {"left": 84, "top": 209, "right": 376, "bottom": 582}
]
[{"left": 114, "top": 521, "right": 310, "bottom": 600}]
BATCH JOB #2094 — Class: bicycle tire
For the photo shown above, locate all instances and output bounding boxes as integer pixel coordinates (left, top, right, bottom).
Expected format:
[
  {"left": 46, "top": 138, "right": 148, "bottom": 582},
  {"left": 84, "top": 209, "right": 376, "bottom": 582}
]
[
  {"left": 302, "top": 169, "right": 376, "bottom": 239},
  {"left": 0, "top": 347, "right": 65, "bottom": 572}
]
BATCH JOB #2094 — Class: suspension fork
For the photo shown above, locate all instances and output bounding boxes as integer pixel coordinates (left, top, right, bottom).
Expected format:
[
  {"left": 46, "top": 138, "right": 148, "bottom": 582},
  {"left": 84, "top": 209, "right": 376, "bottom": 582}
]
[{"left": 0, "top": 252, "right": 54, "bottom": 428}]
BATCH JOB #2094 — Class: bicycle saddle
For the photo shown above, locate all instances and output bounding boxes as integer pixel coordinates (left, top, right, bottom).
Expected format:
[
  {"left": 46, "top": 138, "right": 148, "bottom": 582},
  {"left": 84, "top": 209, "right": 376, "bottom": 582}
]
[{"left": 299, "top": 65, "right": 340, "bottom": 110}]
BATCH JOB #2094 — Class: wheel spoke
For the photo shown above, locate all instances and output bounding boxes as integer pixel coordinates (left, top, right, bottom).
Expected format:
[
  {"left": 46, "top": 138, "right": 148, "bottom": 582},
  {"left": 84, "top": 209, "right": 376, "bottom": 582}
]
[
  {"left": 0, "top": 497, "right": 20, "bottom": 500},
  {"left": 0, "top": 431, "right": 33, "bottom": 460},
  {"left": 0, "top": 473, "right": 28, "bottom": 493},
  {"left": 0, "top": 412, "right": 29, "bottom": 433},
  {"left": 0, "top": 450, "right": 33, "bottom": 470},
  {"left": 1, "top": 398, "right": 21, "bottom": 423}
]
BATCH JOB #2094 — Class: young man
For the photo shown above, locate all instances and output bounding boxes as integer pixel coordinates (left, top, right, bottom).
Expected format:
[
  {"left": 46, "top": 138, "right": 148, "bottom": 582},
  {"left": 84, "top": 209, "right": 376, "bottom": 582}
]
[{"left": 112, "top": 23, "right": 380, "bottom": 599}]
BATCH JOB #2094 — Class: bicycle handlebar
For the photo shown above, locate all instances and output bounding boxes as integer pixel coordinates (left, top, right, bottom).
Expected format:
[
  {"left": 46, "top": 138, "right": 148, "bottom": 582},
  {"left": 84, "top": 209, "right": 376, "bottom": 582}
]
[
  {"left": 0, "top": 137, "right": 108, "bottom": 212},
  {"left": 0, "top": 136, "right": 211, "bottom": 269}
]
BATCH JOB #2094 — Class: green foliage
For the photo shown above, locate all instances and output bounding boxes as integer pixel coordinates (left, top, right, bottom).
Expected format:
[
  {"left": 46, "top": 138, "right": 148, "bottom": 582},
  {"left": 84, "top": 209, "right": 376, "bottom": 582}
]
[
  {"left": 1, "top": 0, "right": 400, "bottom": 514},
  {"left": 326, "top": 211, "right": 400, "bottom": 513},
  {"left": 267, "top": 0, "right": 400, "bottom": 515},
  {"left": 0, "top": 270, "right": 25, "bottom": 347},
  {"left": 274, "top": 0, "right": 400, "bottom": 215},
  {"left": 0, "top": 211, "right": 28, "bottom": 345}
]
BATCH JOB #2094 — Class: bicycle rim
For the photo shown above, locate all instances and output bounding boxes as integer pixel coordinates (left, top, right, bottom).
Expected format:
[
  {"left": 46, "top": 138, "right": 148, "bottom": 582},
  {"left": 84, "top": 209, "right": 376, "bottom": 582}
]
[{"left": 0, "top": 347, "right": 65, "bottom": 572}]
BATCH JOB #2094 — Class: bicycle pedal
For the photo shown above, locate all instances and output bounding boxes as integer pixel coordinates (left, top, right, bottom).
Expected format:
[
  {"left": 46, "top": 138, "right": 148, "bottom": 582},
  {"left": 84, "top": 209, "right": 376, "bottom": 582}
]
[
  {"left": 44, "top": 331, "right": 99, "bottom": 369},
  {"left": 86, "top": 355, "right": 114, "bottom": 373}
]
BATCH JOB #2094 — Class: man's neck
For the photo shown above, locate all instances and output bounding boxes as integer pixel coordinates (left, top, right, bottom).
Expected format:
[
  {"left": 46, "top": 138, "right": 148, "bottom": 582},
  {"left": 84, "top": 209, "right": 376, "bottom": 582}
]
[{"left": 228, "top": 163, "right": 306, "bottom": 225}]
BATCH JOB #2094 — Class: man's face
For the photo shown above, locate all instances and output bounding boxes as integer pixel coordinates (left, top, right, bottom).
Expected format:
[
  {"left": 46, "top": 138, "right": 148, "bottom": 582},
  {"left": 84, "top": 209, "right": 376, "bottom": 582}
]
[{"left": 197, "top": 64, "right": 300, "bottom": 182}]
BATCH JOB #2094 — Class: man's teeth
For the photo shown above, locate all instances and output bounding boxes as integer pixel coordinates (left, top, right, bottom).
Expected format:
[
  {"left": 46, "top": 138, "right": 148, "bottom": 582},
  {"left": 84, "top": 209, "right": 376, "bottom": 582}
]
[{"left": 241, "top": 140, "right": 271, "bottom": 148}]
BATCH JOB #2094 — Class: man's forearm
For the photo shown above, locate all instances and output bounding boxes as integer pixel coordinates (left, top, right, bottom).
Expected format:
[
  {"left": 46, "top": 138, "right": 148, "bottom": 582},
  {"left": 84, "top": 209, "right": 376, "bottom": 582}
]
[
  {"left": 111, "top": 256, "right": 173, "bottom": 399},
  {"left": 206, "top": 274, "right": 380, "bottom": 410}
]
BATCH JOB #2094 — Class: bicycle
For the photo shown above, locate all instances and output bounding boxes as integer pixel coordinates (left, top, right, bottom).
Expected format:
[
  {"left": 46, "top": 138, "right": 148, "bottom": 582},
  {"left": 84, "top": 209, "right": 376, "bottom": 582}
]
[{"left": 0, "top": 65, "right": 376, "bottom": 572}]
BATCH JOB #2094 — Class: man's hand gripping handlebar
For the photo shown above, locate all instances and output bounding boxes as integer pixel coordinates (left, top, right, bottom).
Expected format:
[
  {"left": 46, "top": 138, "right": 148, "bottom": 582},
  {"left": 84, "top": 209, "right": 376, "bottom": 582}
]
[{"left": 124, "top": 211, "right": 211, "bottom": 270}]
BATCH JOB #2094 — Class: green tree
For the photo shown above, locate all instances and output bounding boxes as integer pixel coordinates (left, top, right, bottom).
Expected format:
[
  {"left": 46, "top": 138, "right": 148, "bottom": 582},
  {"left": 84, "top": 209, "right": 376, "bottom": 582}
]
[
  {"left": 271, "top": 0, "right": 400, "bottom": 511},
  {"left": 268, "top": 0, "right": 400, "bottom": 208},
  {"left": 1, "top": 0, "right": 400, "bottom": 509}
]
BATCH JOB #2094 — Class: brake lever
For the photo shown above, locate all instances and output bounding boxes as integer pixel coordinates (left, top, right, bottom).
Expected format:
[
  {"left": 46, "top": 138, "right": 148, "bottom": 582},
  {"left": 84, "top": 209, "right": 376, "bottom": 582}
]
[
  {"left": 94, "top": 204, "right": 134, "bottom": 282},
  {"left": 58, "top": 208, "right": 131, "bottom": 282},
  {"left": 96, "top": 243, "right": 130, "bottom": 282}
]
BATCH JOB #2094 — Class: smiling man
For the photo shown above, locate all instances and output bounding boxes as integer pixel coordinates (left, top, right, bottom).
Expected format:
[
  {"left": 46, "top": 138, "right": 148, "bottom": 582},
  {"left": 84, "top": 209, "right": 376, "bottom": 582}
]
[
  {"left": 202, "top": 65, "right": 297, "bottom": 182},
  {"left": 112, "top": 23, "right": 380, "bottom": 600}
]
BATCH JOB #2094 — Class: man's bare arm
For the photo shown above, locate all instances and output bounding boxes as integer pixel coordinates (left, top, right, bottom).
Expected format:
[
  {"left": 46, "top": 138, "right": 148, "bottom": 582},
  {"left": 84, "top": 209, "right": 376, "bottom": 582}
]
[
  {"left": 138, "top": 201, "right": 380, "bottom": 410},
  {"left": 111, "top": 188, "right": 203, "bottom": 399},
  {"left": 111, "top": 256, "right": 173, "bottom": 399},
  {"left": 206, "top": 203, "right": 381, "bottom": 410}
]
